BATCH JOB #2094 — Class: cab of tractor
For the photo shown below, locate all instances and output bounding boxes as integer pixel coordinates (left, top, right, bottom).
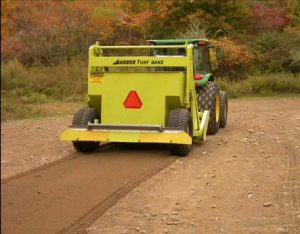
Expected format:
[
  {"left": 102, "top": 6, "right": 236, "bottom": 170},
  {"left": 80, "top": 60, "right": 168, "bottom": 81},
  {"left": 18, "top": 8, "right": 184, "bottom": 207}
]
[{"left": 146, "top": 39, "right": 217, "bottom": 85}]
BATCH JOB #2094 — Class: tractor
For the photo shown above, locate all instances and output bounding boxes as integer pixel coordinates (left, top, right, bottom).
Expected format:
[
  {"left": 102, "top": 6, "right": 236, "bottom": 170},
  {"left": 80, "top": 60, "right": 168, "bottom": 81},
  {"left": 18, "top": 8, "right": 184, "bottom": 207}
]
[{"left": 60, "top": 39, "right": 228, "bottom": 156}]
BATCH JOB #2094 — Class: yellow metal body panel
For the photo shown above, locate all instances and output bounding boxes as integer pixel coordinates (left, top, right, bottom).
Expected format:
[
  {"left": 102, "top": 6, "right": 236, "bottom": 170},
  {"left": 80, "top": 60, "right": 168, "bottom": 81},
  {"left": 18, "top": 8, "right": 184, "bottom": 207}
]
[
  {"left": 88, "top": 72, "right": 185, "bottom": 126},
  {"left": 60, "top": 129, "right": 192, "bottom": 144}
]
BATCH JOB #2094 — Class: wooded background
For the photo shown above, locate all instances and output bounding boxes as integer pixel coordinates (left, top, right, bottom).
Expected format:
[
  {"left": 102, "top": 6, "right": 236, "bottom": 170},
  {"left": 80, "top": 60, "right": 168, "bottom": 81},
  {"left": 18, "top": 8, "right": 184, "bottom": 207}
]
[
  {"left": 1, "top": 0, "right": 300, "bottom": 120},
  {"left": 2, "top": 0, "right": 300, "bottom": 73}
]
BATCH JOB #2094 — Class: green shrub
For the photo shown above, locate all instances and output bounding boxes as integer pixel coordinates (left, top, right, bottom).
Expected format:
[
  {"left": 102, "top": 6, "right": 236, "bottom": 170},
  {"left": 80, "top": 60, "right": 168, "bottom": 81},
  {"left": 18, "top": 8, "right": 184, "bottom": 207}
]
[
  {"left": 1, "top": 59, "right": 87, "bottom": 102},
  {"left": 1, "top": 59, "right": 88, "bottom": 120},
  {"left": 20, "top": 93, "right": 48, "bottom": 104},
  {"left": 216, "top": 73, "right": 300, "bottom": 98},
  {"left": 253, "top": 30, "right": 300, "bottom": 73}
]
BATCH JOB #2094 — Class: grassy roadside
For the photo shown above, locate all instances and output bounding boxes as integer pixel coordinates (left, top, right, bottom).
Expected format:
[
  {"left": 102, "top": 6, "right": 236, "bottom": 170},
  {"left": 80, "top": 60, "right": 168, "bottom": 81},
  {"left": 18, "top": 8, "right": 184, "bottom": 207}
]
[
  {"left": 1, "top": 59, "right": 299, "bottom": 121},
  {"left": 216, "top": 73, "right": 300, "bottom": 98},
  {"left": 1, "top": 99, "right": 84, "bottom": 121},
  {"left": 1, "top": 59, "right": 87, "bottom": 121}
]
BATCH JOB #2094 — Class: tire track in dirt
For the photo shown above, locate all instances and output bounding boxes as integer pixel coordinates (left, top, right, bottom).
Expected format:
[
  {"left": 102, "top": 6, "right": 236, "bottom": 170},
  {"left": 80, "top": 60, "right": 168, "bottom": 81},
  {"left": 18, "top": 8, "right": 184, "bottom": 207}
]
[
  {"left": 1, "top": 155, "right": 76, "bottom": 185},
  {"left": 277, "top": 146, "right": 300, "bottom": 233},
  {"left": 1, "top": 144, "right": 176, "bottom": 234},
  {"left": 1, "top": 144, "right": 112, "bottom": 185},
  {"left": 59, "top": 156, "right": 175, "bottom": 234}
]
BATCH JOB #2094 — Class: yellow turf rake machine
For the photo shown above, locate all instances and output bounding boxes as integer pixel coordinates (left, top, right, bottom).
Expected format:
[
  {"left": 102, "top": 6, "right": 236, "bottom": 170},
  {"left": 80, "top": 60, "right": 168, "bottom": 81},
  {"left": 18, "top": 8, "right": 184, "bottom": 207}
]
[{"left": 60, "top": 39, "right": 228, "bottom": 156}]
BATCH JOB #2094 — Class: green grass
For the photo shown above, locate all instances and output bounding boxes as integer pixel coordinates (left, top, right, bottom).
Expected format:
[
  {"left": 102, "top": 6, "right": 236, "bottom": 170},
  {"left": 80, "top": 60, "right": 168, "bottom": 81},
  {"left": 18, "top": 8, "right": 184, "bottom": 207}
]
[
  {"left": 1, "top": 59, "right": 87, "bottom": 101},
  {"left": 1, "top": 59, "right": 87, "bottom": 121},
  {"left": 216, "top": 73, "right": 300, "bottom": 98},
  {"left": 1, "top": 97, "right": 84, "bottom": 121}
]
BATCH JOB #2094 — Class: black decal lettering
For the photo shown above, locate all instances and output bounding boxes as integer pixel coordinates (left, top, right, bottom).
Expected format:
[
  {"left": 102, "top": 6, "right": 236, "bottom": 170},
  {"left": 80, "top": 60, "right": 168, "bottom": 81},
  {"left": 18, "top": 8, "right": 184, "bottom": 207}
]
[
  {"left": 113, "top": 59, "right": 120, "bottom": 65},
  {"left": 152, "top": 60, "right": 163, "bottom": 64}
]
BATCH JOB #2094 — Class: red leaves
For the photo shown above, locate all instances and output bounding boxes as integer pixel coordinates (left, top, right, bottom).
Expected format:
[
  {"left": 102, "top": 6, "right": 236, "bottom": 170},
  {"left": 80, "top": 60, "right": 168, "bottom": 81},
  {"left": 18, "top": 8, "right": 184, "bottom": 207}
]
[{"left": 250, "top": 3, "right": 290, "bottom": 31}]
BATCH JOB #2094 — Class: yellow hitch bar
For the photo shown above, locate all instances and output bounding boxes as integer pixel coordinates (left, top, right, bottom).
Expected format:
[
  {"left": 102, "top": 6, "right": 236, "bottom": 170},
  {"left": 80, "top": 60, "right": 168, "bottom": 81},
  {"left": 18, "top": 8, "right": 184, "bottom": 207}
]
[{"left": 199, "top": 110, "right": 210, "bottom": 141}]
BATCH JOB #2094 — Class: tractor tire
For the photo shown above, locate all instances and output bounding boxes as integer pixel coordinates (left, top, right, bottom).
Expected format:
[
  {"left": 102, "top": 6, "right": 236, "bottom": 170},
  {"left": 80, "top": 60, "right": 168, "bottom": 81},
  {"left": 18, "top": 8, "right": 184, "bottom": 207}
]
[
  {"left": 197, "top": 81, "right": 220, "bottom": 135},
  {"left": 72, "top": 107, "right": 100, "bottom": 153},
  {"left": 219, "top": 91, "right": 228, "bottom": 128},
  {"left": 167, "top": 109, "right": 192, "bottom": 156}
]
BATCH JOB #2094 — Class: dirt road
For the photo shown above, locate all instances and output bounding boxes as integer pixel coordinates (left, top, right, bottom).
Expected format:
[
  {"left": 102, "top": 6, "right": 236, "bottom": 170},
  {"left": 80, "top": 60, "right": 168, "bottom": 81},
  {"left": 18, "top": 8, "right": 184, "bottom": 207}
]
[{"left": 1, "top": 98, "right": 300, "bottom": 234}]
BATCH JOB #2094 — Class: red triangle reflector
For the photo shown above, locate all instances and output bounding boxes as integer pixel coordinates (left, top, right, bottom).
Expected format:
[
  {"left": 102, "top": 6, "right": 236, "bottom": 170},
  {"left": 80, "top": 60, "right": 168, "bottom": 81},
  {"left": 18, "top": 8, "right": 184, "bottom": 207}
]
[{"left": 123, "top": 91, "right": 143, "bottom": 109}]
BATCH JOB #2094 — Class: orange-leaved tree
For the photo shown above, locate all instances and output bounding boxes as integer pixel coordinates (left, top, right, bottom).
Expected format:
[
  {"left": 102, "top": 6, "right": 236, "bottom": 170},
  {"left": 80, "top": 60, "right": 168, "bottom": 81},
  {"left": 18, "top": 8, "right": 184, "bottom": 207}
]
[{"left": 211, "top": 38, "right": 255, "bottom": 79}]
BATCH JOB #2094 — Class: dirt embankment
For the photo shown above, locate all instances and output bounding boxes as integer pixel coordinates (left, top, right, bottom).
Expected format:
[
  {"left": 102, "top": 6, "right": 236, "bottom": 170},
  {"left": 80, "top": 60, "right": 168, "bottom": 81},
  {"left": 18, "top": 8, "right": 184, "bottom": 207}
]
[{"left": 1, "top": 98, "right": 300, "bottom": 234}]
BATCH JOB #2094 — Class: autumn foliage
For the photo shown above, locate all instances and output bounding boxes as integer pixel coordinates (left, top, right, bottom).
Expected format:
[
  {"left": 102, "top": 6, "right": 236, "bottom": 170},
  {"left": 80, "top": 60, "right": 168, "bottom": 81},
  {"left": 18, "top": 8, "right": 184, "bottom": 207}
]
[
  {"left": 1, "top": 0, "right": 299, "bottom": 73},
  {"left": 211, "top": 38, "right": 255, "bottom": 79},
  {"left": 249, "top": 3, "right": 290, "bottom": 32},
  {"left": 1, "top": 0, "right": 153, "bottom": 65},
  {"left": 1, "top": 0, "right": 300, "bottom": 120}
]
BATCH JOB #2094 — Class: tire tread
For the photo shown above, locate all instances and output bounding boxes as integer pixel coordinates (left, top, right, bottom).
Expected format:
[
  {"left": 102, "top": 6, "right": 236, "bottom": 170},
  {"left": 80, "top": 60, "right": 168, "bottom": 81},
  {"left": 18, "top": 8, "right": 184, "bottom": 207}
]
[
  {"left": 72, "top": 107, "right": 100, "bottom": 153},
  {"left": 167, "top": 109, "right": 192, "bottom": 156},
  {"left": 197, "top": 81, "right": 220, "bottom": 135},
  {"left": 219, "top": 91, "right": 228, "bottom": 128}
]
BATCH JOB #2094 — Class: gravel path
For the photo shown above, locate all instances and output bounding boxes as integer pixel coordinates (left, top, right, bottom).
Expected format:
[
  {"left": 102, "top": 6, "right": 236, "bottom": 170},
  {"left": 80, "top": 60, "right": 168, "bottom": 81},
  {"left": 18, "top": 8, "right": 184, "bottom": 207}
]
[{"left": 1, "top": 98, "right": 300, "bottom": 234}]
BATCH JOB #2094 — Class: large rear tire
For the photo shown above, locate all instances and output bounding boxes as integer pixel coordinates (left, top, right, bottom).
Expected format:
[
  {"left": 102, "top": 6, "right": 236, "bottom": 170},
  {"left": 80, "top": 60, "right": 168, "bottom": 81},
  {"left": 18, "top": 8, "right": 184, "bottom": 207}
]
[
  {"left": 72, "top": 107, "right": 100, "bottom": 153},
  {"left": 219, "top": 91, "right": 228, "bottom": 128},
  {"left": 197, "top": 81, "right": 220, "bottom": 135},
  {"left": 167, "top": 109, "right": 192, "bottom": 156}
]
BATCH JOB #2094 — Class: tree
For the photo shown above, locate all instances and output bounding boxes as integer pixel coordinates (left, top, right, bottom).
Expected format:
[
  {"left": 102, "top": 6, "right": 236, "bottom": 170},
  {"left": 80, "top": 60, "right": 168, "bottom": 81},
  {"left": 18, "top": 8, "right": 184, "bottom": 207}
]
[{"left": 146, "top": 0, "right": 250, "bottom": 39}]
